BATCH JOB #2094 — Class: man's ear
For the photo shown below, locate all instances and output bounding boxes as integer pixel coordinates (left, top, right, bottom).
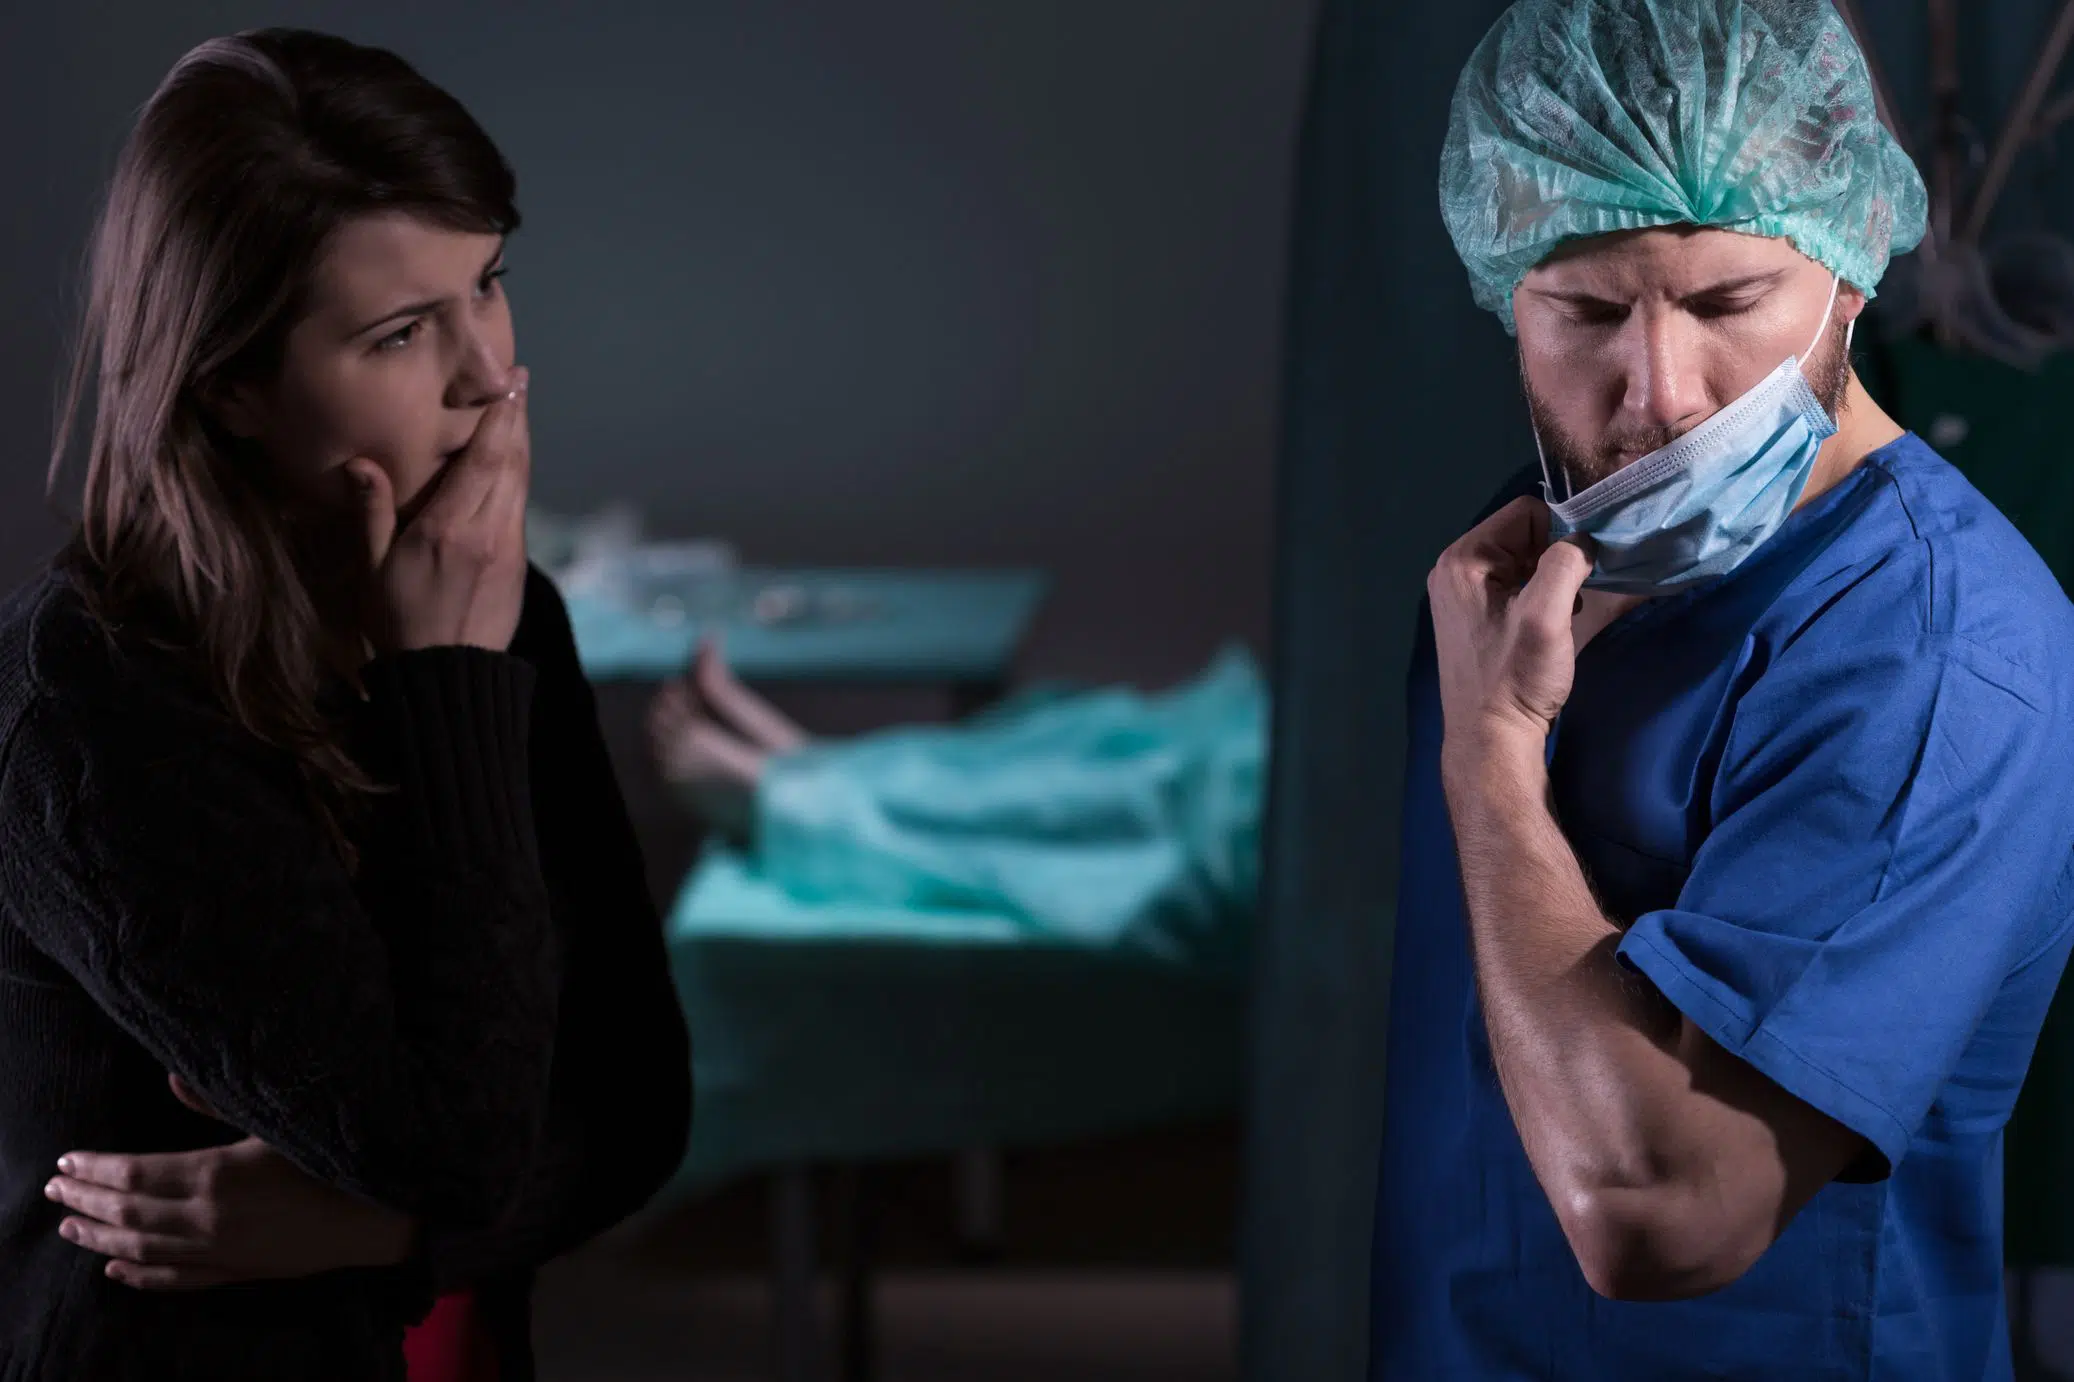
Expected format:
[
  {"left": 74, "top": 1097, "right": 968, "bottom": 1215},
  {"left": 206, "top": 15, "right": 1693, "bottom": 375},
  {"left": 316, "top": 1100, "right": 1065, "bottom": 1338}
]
[{"left": 1839, "top": 281, "right": 1870, "bottom": 326}]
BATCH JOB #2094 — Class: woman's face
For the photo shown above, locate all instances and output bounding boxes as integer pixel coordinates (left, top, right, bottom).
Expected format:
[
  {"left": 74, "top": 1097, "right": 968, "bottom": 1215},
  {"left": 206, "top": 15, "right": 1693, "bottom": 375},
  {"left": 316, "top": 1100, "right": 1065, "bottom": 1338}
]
[{"left": 223, "top": 211, "right": 516, "bottom": 526}]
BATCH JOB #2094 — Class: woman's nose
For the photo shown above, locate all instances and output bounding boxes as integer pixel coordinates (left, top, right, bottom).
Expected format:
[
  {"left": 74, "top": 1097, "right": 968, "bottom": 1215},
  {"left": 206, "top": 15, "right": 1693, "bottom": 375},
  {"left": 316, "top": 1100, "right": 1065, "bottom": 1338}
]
[{"left": 447, "top": 333, "right": 510, "bottom": 411}]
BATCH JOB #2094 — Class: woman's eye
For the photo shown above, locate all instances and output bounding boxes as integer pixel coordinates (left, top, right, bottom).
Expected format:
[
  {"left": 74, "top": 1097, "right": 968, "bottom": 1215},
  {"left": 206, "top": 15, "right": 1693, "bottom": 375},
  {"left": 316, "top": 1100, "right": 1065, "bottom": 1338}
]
[
  {"left": 477, "top": 266, "right": 509, "bottom": 299},
  {"left": 375, "top": 320, "right": 420, "bottom": 353}
]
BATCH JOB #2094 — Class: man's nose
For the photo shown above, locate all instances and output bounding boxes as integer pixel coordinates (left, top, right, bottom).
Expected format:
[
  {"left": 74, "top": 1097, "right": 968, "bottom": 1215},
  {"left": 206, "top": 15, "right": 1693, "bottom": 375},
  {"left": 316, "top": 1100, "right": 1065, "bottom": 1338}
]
[{"left": 1623, "top": 310, "right": 1707, "bottom": 434}]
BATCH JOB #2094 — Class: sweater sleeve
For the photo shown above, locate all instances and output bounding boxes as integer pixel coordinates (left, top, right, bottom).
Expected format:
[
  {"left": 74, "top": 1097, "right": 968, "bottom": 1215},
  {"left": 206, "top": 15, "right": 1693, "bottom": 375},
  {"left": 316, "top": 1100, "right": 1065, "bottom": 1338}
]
[
  {"left": 0, "top": 641, "right": 559, "bottom": 1228},
  {"left": 413, "top": 569, "right": 693, "bottom": 1292}
]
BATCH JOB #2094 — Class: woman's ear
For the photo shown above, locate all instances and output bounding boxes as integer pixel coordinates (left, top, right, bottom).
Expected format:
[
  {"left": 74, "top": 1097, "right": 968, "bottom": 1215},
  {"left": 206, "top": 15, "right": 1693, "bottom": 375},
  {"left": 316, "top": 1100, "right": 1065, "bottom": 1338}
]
[{"left": 200, "top": 375, "right": 267, "bottom": 442}]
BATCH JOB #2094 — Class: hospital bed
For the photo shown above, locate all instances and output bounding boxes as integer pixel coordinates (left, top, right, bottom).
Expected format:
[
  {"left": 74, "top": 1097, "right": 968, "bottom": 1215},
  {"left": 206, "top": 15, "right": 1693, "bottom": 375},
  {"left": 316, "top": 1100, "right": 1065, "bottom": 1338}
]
[{"left": 562, "top": 568, "right": 1247, "bottom": 1382}]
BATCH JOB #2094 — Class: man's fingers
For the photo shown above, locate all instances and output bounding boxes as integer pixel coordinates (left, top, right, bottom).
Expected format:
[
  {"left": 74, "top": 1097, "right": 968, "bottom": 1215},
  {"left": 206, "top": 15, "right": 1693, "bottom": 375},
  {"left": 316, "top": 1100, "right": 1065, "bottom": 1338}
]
[
  {"left": 53, "top": 1151, "right": 200, "bottom": 1199},
  {"left": 105, "top": 1259, "right": 233, "bottom": 1291},
  {"left": 1518, "top": 536, "right": 1597, "bottom": 631},
  {"left": 1439, "top": 496, "right": 1554, "bottom": 591},
  {"left": 1431, "top": 498, "right": 1548, "bottom": 619},
  {"left": 1467, "top": 496, "right": 1552, "bottom": 560}
]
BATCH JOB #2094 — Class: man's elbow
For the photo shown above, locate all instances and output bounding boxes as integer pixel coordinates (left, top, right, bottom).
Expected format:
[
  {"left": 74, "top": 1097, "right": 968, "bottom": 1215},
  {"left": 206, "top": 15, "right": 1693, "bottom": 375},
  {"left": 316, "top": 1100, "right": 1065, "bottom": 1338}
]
[{"left": 1557, "top": 1185, "right": 1769, "bottom": 1303}]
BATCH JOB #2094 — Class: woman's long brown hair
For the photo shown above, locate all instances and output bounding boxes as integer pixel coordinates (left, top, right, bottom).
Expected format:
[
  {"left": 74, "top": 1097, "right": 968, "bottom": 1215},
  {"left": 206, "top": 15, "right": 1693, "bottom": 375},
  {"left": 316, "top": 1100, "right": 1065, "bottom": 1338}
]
[{"left": 48, "top": 29, "right": 521, "bottom": 863}]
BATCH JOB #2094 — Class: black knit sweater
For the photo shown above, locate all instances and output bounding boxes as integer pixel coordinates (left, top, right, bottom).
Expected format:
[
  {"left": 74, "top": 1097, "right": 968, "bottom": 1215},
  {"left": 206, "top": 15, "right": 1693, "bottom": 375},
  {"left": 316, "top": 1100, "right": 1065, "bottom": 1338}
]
[{"left": 0, "top": 562, "right": 691, "bottom": 1381}]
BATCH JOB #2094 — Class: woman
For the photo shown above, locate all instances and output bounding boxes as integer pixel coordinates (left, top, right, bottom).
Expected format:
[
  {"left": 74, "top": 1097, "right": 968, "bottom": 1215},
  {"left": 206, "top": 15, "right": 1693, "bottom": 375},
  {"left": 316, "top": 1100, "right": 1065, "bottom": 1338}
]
[{"left": 0, "top": 29, "right": 689, "bottom": 1381}]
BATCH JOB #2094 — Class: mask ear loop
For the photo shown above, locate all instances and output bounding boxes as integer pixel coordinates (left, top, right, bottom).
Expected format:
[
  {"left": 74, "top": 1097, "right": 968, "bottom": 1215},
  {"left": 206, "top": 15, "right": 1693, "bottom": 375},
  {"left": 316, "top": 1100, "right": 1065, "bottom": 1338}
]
[
  {"left": 1532, "top": 424, "right": 1570, "bottom": 505},
  {"left": 1522, "top": 356, "right": 1572, "bottom": 504},
  {"left": 1802, "top": 272, "right": 1843, "bottom": 363}
]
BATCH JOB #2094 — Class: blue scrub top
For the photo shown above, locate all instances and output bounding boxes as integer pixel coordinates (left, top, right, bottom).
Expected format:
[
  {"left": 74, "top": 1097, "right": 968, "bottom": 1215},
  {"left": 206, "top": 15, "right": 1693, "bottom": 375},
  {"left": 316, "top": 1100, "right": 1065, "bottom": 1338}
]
[{"left": 1372, "top": 435, "right": 2074, "bottom": 1381}]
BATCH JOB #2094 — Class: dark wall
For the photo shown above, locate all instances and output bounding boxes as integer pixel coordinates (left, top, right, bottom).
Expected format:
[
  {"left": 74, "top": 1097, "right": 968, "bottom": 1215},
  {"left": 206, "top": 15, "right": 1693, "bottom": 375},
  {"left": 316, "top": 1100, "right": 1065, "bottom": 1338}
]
[
  {"left": 1848, "top": 2, "right": 2074, "bottom": 245},
  {"left": 1, "top": 0, "right": 1315, "bottom": 686},
  {"left": 1245, "top": 2, "right": 1528, "bottom": 1376}
]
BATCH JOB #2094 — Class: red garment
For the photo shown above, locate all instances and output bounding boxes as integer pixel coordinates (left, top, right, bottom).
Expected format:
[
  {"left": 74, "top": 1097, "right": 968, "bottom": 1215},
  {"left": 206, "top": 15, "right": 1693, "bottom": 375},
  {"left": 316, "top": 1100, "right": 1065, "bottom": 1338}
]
[{"left": 403, "top": 1290, "right": 500, "bottom": 1382}]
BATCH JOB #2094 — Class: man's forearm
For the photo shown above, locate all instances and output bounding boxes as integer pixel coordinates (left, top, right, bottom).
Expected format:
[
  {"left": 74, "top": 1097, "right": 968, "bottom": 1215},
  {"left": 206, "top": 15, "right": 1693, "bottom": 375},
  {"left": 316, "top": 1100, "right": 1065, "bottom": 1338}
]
[
  {"left": 1442, "top": 731, "right": 1681, "bottom": 1187},
  {"left": 1442, "top": 724, "right": 1856, "bottom": 1299},
  {"left": 1420, "top": 508, "right": 1855, "bottom": 1301}
]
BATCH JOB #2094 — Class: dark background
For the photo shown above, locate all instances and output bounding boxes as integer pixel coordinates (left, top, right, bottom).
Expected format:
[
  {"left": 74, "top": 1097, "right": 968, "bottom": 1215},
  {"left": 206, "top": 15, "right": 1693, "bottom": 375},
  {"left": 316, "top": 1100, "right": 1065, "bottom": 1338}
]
[
  {"left": 11, "top": 8, "right": 2074, "bottom": 689},
  {"left": 1, "top": 0, "right": 1316, "bottom": 689},
  {"left": 15, "top": 4, "right": 2074, "bottom": 1379}
]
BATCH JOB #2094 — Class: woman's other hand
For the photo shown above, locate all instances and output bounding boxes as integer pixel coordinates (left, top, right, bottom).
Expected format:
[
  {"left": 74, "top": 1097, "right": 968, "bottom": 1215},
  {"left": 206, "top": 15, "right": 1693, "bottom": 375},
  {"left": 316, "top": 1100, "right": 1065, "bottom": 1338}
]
[{"left": 45, "top": 1075, "right": 416, "bottom": 1290}]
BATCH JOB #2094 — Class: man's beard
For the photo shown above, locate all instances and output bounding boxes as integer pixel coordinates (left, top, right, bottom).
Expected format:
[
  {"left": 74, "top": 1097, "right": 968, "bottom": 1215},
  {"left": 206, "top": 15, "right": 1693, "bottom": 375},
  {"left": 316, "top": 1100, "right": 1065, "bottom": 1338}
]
[{"left": 1524, "top": 314, "right": 1854, "bottom": 497}]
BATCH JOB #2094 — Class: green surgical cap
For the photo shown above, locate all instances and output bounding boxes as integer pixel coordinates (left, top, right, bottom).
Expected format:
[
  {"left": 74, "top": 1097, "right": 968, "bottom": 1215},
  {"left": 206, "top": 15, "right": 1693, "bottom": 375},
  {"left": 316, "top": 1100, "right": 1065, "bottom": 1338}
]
[{"left": 1441, "top": 0, "right": 1928, "bottom": 332}]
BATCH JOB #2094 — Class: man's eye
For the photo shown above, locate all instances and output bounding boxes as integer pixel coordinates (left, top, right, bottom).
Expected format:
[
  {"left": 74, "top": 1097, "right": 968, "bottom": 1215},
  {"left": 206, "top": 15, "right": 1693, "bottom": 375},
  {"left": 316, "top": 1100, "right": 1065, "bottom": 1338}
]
[
  {"left": 1572, "top": 304, "right": 1628, "bottom": 326},
  {"left": 1688, "top": 297, "right": 1755, "bottom": 321}
]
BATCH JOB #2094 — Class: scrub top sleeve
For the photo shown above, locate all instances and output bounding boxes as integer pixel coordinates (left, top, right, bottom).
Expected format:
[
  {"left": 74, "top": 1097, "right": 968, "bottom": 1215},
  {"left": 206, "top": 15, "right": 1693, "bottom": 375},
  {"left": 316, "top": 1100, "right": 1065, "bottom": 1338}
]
[{"left": 1616, "top": 636, "right": 2074, "bottom": 1176}]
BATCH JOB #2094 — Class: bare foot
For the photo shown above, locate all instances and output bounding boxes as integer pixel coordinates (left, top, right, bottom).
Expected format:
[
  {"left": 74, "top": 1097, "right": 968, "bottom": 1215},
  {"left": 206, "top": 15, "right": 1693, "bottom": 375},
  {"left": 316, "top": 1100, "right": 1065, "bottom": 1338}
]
[
  {"left": 690, "top": 639, "right": 810, "bottom": 753},
  {"left": 647, "top": 678, "right": 766, "bottom": 840}
]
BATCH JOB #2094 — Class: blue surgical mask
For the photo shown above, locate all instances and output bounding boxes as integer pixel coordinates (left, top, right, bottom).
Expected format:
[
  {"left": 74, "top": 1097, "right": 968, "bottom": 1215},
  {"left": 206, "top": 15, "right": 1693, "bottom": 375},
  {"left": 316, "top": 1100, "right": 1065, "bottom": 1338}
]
[{"left": 1536, "top": 274, "right": 1848, "bottom": 594}]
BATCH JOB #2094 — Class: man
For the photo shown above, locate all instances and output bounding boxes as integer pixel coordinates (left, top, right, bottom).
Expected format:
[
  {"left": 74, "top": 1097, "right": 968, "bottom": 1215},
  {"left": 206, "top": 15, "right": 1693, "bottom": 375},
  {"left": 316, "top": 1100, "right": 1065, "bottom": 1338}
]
[{"left": 1370, "top": 2, "right": 2074, "bottom": 1379}]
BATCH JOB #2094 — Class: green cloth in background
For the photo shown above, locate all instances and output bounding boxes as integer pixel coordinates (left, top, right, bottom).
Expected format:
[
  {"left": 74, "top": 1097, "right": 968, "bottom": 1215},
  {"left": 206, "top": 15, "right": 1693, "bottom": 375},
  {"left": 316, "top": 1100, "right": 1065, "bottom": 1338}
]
[
  {"left": 1878, "top": 338, "right": 2074, "bottom": 1269},
  {"left": 653, "top": 651, "right": 1263, "bottom": 1192},
  {"left": 753, "top": 647, "right": 1266, "bottom": 976},
  {"left": 662, "top": 855, "right": 1243, "bottom": 1191}
]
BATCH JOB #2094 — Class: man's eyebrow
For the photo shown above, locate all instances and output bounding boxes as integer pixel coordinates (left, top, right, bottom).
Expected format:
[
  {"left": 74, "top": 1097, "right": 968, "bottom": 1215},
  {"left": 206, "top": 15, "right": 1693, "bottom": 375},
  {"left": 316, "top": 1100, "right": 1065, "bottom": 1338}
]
[
  {"left": 1526, "top": 268, "right": 1792, "bottom": 306},
  {"left": 1679, "top": 269, "right": 1789, "bottom": 301},
  {"left": 1524, "top": 285, "right": 1626, "bottom": 305}
]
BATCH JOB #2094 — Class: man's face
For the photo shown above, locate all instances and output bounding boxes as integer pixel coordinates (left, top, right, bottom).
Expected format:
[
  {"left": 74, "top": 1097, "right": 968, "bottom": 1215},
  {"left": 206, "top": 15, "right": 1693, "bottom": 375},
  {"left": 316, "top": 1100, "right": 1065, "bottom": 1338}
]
[{"left": 1513, "top": 227, "right": 1864, "bottom": 495}]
